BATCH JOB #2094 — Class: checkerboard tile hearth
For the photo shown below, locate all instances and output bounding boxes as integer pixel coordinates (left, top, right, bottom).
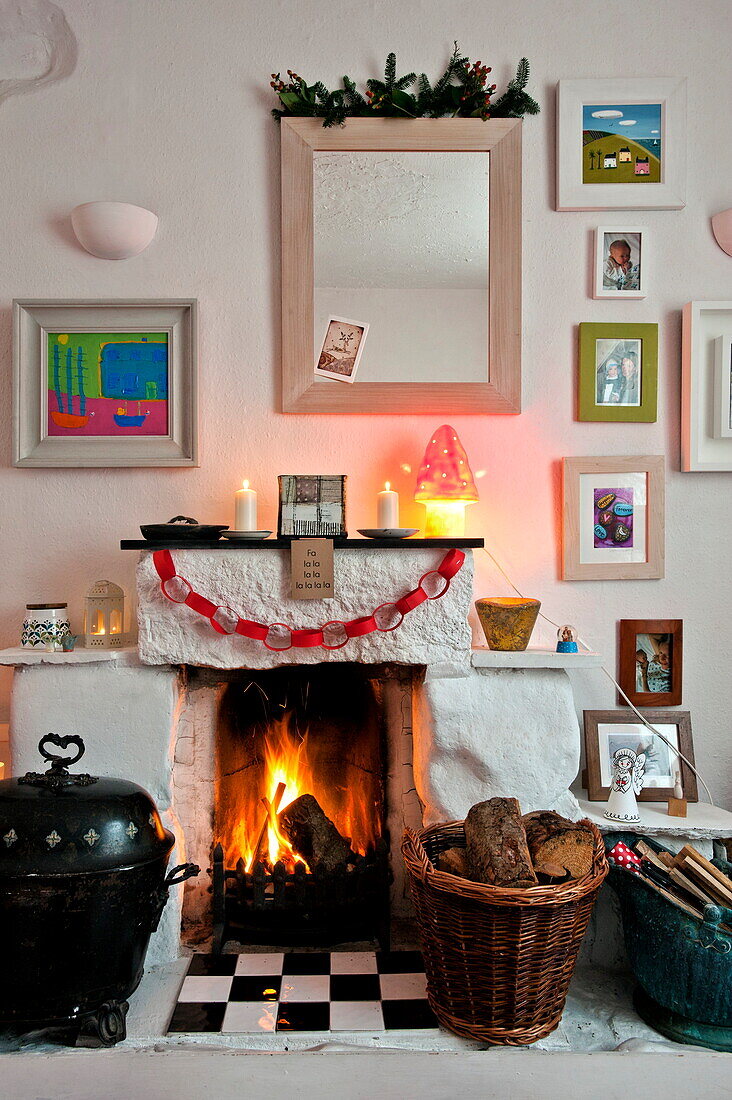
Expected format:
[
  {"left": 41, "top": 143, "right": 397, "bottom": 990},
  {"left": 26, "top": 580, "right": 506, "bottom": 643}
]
[{"left": 168, "top": 951, "right": 439, "bottom": 1035}]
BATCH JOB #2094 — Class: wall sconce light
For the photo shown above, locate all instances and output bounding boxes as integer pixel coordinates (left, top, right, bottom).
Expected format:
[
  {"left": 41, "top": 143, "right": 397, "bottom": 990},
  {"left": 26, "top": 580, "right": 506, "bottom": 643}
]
[
  {"left": 712, "top": 208, "right": 732, "bottom": 257},
  {"left": 71, "top": 201, "right": 158, "bottom": 259},
  {"left": 84, "top": 580, "right": 125, "bottom": 648},
  {"left": 414, "top": 424, "right": 478, "bottom": 537}
]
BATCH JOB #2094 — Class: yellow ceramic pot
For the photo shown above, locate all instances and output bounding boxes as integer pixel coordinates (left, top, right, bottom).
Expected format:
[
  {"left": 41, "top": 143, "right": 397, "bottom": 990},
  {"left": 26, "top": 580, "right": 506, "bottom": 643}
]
[{"left": 475, "top": 597, "right": 541, "bottom": 651}]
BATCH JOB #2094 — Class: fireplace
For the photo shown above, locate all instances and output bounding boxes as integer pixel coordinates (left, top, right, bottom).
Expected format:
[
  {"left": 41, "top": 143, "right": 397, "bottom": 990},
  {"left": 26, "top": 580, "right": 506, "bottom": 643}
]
[{"left": 209, "top": 664, "right": 391, "bottom": 950}]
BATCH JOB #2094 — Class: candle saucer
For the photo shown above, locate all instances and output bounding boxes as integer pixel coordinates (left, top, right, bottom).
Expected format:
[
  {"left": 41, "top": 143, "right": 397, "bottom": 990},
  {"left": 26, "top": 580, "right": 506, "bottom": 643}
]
[
  {"left": 222, "top": 530, "right": 272, "bottom": 541},
  {"left": 358, "top": 529, "right": 419, "bottom": 540}
]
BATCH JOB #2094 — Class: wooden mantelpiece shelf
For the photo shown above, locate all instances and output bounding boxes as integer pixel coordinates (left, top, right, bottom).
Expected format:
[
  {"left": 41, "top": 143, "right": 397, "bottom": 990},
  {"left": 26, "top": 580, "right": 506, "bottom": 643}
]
[{"left": 120, "top": 538, "right": 485, "bottom": 550}]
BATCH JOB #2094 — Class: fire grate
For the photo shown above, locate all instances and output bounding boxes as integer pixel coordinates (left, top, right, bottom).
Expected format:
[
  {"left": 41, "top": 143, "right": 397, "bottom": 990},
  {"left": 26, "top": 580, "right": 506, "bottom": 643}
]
[{"left": 211, "top": 840, "right": 391, "bottom": 954}]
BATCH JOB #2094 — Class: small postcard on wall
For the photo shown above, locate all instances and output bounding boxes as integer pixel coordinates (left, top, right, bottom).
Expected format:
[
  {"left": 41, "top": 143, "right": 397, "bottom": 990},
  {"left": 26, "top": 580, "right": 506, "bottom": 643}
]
[
  {"left": 314, "top": 317, "right": 369, "bottom": 384},
  {"left": 291, "top": 539, "right": 335, "bottom": 600}
]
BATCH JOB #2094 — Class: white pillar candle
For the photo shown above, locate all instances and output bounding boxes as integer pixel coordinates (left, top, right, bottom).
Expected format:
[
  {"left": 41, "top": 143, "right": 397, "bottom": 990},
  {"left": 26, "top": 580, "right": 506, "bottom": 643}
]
[
  {"left": 234, "top": 480, "right": 257, "bottom": 531},
  {"left": 377, "top": 481, "right": 400, "bottom": 529}
]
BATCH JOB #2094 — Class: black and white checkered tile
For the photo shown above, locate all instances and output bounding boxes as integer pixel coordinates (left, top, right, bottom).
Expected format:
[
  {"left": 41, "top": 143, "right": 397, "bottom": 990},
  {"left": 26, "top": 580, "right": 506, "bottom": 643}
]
[{"left": 168, "top": 950, "right": 439, "bottom": 1034}]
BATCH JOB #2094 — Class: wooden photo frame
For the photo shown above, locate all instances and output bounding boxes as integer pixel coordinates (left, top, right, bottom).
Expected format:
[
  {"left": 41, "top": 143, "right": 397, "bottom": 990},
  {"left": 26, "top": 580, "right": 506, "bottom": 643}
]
[
  {"left": 281, "top": 117, "right": 522, "bottom": 414},
  {"left": 556, "top": 77, "right": 686, "bottom": 211},
  {"left": 583, "top": 709, "right": 696, "bottom": 802},
  {"left": 578, "top": 322, "right": 658, "bottom": 422},
  {"left": 562, "top": 456, "right": 665, "bottom": 580},
  {"left": 13, "top": 299, "right": 198, "bottom": 468},
  {"left": 618, "top": 618, "right": 683, "bottom": 706},
  {"left": 593, "top": 226, "right": 647, "bottom": 299},
  {"left": 682, "top": 301, "right": 732, "bottom": 471}
]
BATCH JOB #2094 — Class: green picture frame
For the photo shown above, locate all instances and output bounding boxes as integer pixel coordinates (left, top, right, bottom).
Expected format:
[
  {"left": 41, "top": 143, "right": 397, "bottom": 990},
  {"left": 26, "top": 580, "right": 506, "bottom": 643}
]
[{"left": 578, "top": 322, "right": 658, "bottom": 422}]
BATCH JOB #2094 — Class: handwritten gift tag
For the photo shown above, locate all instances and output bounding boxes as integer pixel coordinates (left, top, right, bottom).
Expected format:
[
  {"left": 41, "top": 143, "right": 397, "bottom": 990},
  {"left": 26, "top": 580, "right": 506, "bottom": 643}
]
[{"left": 290, "top": 539, "right": 334, "bottom": 600}]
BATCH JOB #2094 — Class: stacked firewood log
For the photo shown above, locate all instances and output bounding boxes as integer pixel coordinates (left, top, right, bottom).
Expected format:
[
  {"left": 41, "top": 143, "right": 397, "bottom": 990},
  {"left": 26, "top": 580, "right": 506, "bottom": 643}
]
[{"left": 438, "top": 797, "right": 595, "bottom": 886}]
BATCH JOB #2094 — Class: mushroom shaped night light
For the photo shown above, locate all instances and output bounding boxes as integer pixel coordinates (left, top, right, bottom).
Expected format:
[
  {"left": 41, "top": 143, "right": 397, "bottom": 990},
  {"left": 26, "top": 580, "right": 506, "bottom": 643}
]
[{"left": 414, "top": 425, "right": 478, "bottom": 537}]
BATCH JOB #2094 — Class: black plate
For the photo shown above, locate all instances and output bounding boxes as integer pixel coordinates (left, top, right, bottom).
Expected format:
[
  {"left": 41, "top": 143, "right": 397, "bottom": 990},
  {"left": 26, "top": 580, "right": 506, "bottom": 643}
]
[{"left": 140, "top": 516, "right": 229, "bottom": 543}]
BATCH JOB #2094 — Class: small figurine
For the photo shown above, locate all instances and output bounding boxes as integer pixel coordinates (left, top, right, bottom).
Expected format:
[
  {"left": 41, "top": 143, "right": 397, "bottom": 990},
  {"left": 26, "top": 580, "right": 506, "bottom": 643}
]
[
  {"left": 60, "top": 634, "right": 78, "bottom": 652},
  {"left": 604, "top": 747, "right": 646, "bottom": 824},
  {"left": 556, "top": 624, "right": 578, "bottom": 653}
]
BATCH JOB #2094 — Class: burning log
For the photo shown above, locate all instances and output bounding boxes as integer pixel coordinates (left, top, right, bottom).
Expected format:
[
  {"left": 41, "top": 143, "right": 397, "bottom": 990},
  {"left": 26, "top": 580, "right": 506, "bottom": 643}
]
[
  {"left": 278, "top": 794, "right": 354, "bottom": 873},
  {"left": 249, "top": 781, "right": 286, "bottom": 868}
]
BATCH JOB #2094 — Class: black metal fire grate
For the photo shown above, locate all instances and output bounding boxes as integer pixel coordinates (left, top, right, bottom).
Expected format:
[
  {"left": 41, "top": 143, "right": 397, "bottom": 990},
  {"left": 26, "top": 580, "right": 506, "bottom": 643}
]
[{"left": 211, "top": 840, "right": 391, "bottom": 954}]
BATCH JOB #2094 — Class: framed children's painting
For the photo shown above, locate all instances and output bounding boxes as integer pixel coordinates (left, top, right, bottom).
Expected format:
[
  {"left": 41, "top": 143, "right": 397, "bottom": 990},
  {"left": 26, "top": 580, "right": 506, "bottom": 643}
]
[
  {"left": 562, "top": 455, "right": 665, "bottom": 580},
  {"left": 583, "top": 709, "right": 696, "bottom": 801},
  {"left": 13, "top": 300, "right": 198, "bottom": 467},
  {"left": 681, "top": 301, "right": 732, "bottom": 471},
  {"left": 617, "top": 619, "right": 683, "bottom": 707},
  {"left": 593, "top": 228, "right": 646, "bottom": 299},
  {"left": 578, "top": 322, "right": 658, "bottom": 422},
  {"left": 556, "top": 78, "right": 686, "bottom": 210}
]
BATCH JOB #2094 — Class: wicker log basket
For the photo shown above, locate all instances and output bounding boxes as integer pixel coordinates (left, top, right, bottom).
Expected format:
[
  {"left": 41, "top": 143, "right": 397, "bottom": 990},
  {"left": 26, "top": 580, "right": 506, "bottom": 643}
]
[{"left": 402, "top": 819, "right": 609, "bottom": 1045}]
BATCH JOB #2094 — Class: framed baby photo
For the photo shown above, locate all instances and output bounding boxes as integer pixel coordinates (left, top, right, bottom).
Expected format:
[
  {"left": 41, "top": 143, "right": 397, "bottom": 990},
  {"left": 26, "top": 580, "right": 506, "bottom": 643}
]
[
  {"left": 593, "top": 228, "right": 646, "bottom": 299},
  {"left": 583, "top": 710, "right": 696, "bottom": 802},
  {"left": 12, "top": 299, "right": 198, "bottom": 467},
  {"left": 556, "top": 77, "right": 686, "bottom": 210},
  {"left": 562, "top": 456, "right": 665, "bottom": 580},
  {"left": 314, "top": 316, "right": 369, "bottom": 384},
  {"left": 618, "top": 618, "right": 683, "bottom": 707},
  {"left": 578, "top": 322, "right": 658, "bottom": 422}
]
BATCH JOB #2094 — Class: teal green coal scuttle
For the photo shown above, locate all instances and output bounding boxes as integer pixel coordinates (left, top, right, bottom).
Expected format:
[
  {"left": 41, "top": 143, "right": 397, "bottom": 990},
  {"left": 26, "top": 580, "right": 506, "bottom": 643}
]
[{"left": 608, "top": 835, "right": 732, "bottom": 1051}]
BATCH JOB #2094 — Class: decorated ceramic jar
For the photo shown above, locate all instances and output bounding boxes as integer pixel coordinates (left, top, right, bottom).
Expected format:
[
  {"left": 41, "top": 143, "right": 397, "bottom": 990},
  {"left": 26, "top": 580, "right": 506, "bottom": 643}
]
[{"left": 21, "top": 603, "right": 71, "bottom": 651}]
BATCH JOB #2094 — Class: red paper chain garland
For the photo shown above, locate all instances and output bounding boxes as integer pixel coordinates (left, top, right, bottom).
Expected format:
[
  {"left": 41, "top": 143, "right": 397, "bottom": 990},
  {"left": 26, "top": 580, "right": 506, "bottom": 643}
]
[{"left": 152, "top": 547, "right": 465, "bottom": 651}]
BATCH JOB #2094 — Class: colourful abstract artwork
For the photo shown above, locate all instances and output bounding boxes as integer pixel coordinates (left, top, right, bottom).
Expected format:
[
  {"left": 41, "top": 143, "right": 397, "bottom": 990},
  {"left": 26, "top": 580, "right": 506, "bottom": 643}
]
[
  {"left": 582, "top": 103, "right": 662, "bottom": 184},
  {"left": 47, "top": 332, "right": 169, "bottom": 437},
  {"left": 593, "top": 487, "right": 634, "bottom": 548}
]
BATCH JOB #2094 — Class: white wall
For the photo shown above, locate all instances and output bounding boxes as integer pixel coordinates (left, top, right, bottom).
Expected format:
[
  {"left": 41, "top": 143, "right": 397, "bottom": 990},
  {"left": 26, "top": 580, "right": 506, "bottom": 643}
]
[{"left": 1, "top": 0, "right": 730, "bottom": 805}]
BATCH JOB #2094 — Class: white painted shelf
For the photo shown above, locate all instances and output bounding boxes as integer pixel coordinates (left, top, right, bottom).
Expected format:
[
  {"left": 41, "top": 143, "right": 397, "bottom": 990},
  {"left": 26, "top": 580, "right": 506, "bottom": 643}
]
[
  {"left": 471, "top": 646, "right": 603, "bottom": 669},
  {"left": 0, "top": 646, "right": 141, "bottom": 667},
  {"left": 578, "top": 796, "right": 732, "bottom": 839}
]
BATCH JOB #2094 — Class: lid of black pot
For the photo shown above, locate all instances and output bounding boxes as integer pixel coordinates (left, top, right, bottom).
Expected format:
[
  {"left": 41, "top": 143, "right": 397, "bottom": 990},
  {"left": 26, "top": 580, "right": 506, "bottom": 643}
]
[{"left": 0, "top": 735, "right": 173, "bottom": 875}]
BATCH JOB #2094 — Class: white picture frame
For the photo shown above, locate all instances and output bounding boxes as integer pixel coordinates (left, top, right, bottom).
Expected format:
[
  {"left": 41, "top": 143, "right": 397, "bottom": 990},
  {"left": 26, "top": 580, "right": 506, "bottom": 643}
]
[
  {"left": 313, "top": 316, "right": 369, "bottom": 384},
  {"left": 557, "top": 78, "right": 686, "bottom": 211},
  {"left": 682, "top": 301, "right": 732, "bottom": 471},
  {"left": 593, "top": 227, "right": 647, "bottom": 299},
  {"left": 13, "top": 299, "right": 198, "bottom": 468},
  {"left": 713, "top": 335, "right": 732, "bottom": 440}
]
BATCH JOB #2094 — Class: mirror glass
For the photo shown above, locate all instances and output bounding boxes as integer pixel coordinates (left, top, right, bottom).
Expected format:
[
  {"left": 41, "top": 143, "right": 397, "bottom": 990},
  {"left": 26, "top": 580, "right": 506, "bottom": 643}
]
[{"left": 313, "top": 151, "right": 489, "bottom": 384}]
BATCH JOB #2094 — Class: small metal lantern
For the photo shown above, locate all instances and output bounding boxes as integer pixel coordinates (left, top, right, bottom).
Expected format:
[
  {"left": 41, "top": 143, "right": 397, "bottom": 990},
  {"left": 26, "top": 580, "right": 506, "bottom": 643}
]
[{"left": 84, "top": 580, "right": 125, "bottom": 649}]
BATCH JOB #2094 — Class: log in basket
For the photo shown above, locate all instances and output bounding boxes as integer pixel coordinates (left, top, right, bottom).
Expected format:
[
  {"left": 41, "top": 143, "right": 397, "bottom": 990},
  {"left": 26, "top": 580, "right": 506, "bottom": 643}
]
[{"left": 402, "top": 819, "right": 608, "bottom": 1045}]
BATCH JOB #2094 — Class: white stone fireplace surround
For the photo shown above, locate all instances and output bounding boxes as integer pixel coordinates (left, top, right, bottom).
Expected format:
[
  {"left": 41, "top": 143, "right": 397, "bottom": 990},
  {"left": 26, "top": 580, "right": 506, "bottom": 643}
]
[{"left": 7, "top": 546, "right": 587, "bottom": 964}]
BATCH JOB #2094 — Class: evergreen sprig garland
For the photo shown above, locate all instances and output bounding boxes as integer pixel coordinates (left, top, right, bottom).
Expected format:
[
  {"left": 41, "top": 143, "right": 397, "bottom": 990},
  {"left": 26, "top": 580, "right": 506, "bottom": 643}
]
[{"left": 270, "top": 44, "right": 539, "bottom": 127}]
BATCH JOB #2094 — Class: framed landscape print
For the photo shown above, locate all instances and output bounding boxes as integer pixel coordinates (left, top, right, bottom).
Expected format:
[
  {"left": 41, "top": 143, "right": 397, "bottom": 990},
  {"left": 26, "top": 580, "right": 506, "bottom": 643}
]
[
  {"left": 682, "top": 301, "right": 732, "bottom": 470},
  {"left": 562, "top": 455, "right": 665, "bottom": 580},
  {"left": 618, "top": 618, "right": 683, "bottom": 707},
  {"left": 583, "top": 709, "right": 696, "bottom": 802},
  {"left": 578, "top": 322, "right": 658, "bottom": 422},
  {"left": 593, "top": 227, "right": 646, "bottom": 299},
  {"left": 13, "top": 300, "right": 198, "bottom": 467},
  {"left": 556, "top": 78, "right": 686, "bottom": 210}
]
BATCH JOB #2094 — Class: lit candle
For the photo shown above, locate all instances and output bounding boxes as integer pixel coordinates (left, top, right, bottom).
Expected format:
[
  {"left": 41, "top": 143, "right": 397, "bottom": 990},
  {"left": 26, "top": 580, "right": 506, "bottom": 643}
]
[
  {"left": 235, "top": 479, "right": 257, "bottom": 531},
  {"left": 377, "top": 481, "right": 399, "bottom": 529}
]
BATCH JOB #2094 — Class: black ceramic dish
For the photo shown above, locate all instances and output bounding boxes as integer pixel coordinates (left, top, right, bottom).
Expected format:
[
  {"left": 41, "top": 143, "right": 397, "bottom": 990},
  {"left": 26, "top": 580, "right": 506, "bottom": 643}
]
[{"left": 140, "top": 516, "right": 229, "bottom": 542}]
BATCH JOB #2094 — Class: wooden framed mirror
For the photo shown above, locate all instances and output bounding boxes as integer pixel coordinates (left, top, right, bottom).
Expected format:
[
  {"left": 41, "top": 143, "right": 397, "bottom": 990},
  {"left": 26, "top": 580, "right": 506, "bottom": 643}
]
[{"left": 280, "top": 118, "right": 522, "bottom": 414}]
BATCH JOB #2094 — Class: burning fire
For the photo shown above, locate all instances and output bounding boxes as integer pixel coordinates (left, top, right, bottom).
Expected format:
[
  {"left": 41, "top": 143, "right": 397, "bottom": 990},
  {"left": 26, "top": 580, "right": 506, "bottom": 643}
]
[{"left": 229, "top": 710, "right": 378, "bottom": 873}]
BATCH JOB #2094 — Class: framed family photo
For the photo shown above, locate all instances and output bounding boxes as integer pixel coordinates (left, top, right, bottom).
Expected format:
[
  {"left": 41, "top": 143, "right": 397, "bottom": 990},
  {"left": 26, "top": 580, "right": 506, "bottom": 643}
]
[
  {"left": 556, "top": 77, "right": 686, "bottom": 211},
  {"left": 578, "top": 322, "right": 658, "bottom": 422},
  {"left": 314, "top": 316, "right": 369, "bottom": 384},
  {"left": 13, "top": 299, "right": 198, "bottom": 467},
  {"left": 583, "top": 710, "right": 696, "bottom": 802},
  {"left": 681, "top": 301, "right": 732, "bottom": 471},
  {"left": 618, "top": 618, "right": 683, "bottom": 707},
  {"left": 593, "top": 228, "right": 646, "bottom": 299},
  {"left": 561, "top": 455, "right": 665, "bottom": 580}
]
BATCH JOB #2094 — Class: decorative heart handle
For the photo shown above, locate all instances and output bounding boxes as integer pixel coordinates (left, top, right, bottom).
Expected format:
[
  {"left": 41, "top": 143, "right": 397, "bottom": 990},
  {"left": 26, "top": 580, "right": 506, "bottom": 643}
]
[{"left": 38, "top": 733, "right": 86, "bottom": 771}]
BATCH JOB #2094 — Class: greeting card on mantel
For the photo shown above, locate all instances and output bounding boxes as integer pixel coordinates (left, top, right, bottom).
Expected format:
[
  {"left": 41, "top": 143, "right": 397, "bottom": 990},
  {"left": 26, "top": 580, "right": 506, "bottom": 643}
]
[{"left": 290, "top": 539, "right": 334, "bottom": 600}]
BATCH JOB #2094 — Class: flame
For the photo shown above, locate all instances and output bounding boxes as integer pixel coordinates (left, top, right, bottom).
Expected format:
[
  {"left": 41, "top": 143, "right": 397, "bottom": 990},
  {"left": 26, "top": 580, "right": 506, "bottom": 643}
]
[
  {"left": 228, "top": 710, "right": 378, "bottom": 873},
  {"left": 242, "top": 479, "right": 250, "bottom": 489}
]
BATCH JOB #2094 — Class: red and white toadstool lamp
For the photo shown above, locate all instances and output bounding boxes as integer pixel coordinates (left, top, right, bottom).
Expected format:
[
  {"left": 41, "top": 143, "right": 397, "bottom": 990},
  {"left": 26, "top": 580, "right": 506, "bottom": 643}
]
[{"left": 414, "top": 425, "right": 478, "bottom": 537}]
